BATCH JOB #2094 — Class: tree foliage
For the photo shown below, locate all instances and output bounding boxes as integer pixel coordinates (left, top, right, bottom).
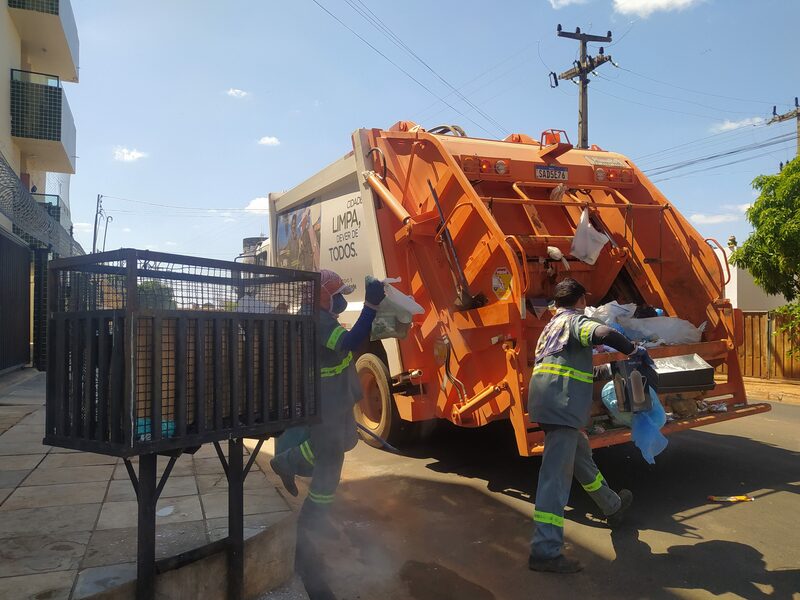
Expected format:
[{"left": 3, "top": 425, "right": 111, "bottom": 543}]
[
  {"left": 731, "top": 157, "right": 800, "bottom": 353},
  {"left": 730, "top": 157, "right": 800, "bottom": 300},
  {"left": 137, "top": 280, "right": 177, "bottom": 310}
]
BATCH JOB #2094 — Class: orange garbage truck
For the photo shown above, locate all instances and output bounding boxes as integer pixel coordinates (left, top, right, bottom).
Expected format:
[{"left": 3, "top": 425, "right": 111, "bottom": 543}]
[{"left": 268, "top": 122, "right": 770, "bottom": 457}]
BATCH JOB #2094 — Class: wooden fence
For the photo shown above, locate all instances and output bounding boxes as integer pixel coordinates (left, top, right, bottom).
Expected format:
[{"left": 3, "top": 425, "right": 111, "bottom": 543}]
[{"left": 719, "top": 311, "right": 800, "bottom": 380}]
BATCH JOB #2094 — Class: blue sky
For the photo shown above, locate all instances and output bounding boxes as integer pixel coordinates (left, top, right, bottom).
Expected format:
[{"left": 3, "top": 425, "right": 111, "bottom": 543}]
[{"left": 66, "top": 0, "right": 797, "bottom": 259}]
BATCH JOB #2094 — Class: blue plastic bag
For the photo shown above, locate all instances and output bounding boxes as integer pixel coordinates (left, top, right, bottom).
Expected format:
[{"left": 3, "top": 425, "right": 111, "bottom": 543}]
[
  {"left": 601, "top": 381, "right": 632, "bottom": 427},
  {"left": 631, "top": 388, "right": 668, "bottom": 464}
]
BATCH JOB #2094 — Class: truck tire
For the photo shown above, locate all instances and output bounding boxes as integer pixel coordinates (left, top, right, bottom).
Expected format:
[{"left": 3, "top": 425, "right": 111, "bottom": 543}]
[{"left": 354, "top": 353, "right": 404, "bottom": 448}]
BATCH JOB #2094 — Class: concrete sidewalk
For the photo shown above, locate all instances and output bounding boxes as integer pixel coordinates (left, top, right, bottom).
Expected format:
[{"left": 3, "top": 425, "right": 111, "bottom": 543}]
[
  {"left": 742, "top": 377, "right": 800, "bottom": 405},
  {"left": 0, "top": 369, "right": 299, "bottom": 600}
]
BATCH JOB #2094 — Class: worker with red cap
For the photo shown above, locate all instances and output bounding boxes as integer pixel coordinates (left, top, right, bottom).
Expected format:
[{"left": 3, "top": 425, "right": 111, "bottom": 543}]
[{"left": 270, "top": 269, "right": 385, "bottom": 532}]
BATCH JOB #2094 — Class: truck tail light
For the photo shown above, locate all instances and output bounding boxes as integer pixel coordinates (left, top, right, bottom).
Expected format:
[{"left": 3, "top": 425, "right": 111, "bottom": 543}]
[{"left": 594, "top": 166, "right": 634, "bottom": 184}]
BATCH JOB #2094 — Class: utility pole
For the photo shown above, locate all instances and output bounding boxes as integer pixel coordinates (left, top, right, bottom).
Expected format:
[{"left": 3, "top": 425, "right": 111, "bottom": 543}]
[
  {"left": 767, "top": 97, "right": 800, "bottom": 158},
  {"left": 92, "top": 194, "right": 104, "bottom": 253},
  {"left": 102, "top": 215, "right": 113, "bottom": 252},
  {"left": 553, "top": 25, "right": 613, "bottom": 149}
]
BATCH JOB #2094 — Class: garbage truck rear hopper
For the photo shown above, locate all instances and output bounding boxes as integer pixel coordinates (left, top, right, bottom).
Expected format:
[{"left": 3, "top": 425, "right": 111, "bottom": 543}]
[{"left": 269, "top": 122, "right": 771, "bottom": 457}]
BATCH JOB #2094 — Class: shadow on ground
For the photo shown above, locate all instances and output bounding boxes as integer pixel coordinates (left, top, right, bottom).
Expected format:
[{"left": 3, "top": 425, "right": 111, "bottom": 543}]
[{"left": 293, "top": 414, "right": 800, "bottom": 599}]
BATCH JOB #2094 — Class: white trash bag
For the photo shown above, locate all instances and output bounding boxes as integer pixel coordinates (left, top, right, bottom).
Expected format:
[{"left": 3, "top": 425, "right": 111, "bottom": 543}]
[
  {"left": 570, "top": 208, "right": 609, "bottom": 265},
  {"left": 618, "top": 316, "right": 703, "bottom": 345},
  {"left": 369, "top": 276, "right": 424, "bottom": 340},
  {"left": 584, "top": 301, "right": 636, "bottom": 326}
]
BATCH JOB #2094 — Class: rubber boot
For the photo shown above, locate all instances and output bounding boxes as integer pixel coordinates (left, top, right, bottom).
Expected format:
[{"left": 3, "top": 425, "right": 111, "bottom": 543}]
[
  {"left": 528, "top": 554, "right": 584, "bottom": 574},
  {"left": 607, "top": 489, "right": 633, "bottom": 528},
  {"left": 270, "top": 454, "right": 298, "bottom": 497}
]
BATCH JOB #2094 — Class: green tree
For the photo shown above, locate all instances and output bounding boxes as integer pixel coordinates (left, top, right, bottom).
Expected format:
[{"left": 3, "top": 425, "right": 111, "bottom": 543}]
[
  {"left": 137, "top": 280, "right": 177, "bottom": 310},
  {"left": 731, "top": 156, "right": 800, "bottom": 352}
]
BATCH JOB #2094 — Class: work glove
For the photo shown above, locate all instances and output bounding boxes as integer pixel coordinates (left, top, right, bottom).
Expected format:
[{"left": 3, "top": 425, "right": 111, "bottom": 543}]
[
  {"left": 365, "top": 278, "right": 386, "bottom": 307},
  {"left": 629, "top": 344, "right": 653, "bottom": 366}
]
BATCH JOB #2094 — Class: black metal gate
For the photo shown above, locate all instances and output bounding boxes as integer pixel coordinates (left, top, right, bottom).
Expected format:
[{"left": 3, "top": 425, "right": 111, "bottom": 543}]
[{"left": 0, "top": 230, "right": 30, "bottom": 371}]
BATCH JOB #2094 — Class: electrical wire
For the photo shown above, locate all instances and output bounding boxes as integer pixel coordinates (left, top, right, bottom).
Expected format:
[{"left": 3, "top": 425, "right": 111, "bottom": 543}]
[
  {"left": 643, "top": 133, "right": 795, "bottom": 177},
  {"left": 651, "top": 143, "right": 795, "bottom": 183},
  {"left": 308, "top": 0, "right": 500, "bottom": 138},
  {"left": 101, "top": 195, "right": 263, "bottom": 212},
  {"left": 414, "top": 41, "right": 538, "bottom": 119},
  {"left": 613, "top": 65, "right": 791, "bottom": 108},
  {"left": 594, "top": 72, "right": 755, "bottom": 116},
  {"left": 631, "top": 121, "right": 771, "bottom": 163},
  {"left": 343, "top": 0, "right": 510, "bottom": 136},
  {"left": 590, "top": 84, "right": 730, "bottom": 120}
]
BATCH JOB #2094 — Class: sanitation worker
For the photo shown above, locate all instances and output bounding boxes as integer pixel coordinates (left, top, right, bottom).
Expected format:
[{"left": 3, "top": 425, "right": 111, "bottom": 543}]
[
  {"left": 528, "top": 278, "right": 647, "bottom": 574},
  {"left": 270, "top": 269, "right": 385, "bottom": 532}
]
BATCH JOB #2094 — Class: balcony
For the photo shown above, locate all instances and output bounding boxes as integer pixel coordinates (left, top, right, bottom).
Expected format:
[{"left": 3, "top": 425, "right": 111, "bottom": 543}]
[
  {"left": 31, "top": 192, "right": 69, "bottom": 224},
  {"left": 8, "top": 0, "right": 79, "bottom": 82},
  {"left": 10, "top": 69, "right": 76, "bottom": 174}
]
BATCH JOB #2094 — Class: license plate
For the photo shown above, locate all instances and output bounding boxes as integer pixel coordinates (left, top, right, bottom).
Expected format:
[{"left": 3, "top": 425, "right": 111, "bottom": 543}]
[{"left": 535, "top": 166, "right": 568, "bottom": 181}]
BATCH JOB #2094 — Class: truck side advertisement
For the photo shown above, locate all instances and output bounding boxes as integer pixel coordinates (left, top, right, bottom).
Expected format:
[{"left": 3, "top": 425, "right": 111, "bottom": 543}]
[{"left": 276, "top": 190, "right": 370, "bottom": 294}]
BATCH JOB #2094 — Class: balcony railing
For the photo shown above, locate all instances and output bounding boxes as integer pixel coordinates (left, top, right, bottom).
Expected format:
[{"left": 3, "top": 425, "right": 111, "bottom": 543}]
[
  {"left": 10, "top": 69, "right": 76, "bottom": 174},
  {"left": 0, "top": 149, "right": 82, "bottom": 256},
  {"left": 31, "top": 193, "right": 70, "bottom": 225},
  {"left": 7, "top": 0, "right": 79, "bottom": 82}
]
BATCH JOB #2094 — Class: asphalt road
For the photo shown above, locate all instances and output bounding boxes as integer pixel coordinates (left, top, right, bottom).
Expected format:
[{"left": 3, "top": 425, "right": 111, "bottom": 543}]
[{"left": 296, "top": 402, "right": 800, "bottom": 600}]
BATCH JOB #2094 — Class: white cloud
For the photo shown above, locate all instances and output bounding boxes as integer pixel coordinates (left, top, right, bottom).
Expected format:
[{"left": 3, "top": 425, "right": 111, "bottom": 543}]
[
  {"left": 710, "top": 116, "right": 764, "bottom": 133},
  {"left": 245, "top": 197, "right": 270, "bottom": 215},
  {"left": 690, "top": 213, "right": 739, "bottom": 225},
  {"left": 113, "top": 146, "right": 148, "bottom": 162},
  {"left": 548, "top": 0, "right": 589, "bottom": 8},
  {"left": 613, "top": 0, "right": 701, "bottom": 18},
  {"left": 723, "top": 203, "right": 751, "bottom": 213},
  {"left": 122, "top": 227, "right": 132, "bottom": 233},
  {"left": 226, "top": 88, "right": 249, "bottom": 98},
  {"left": 257, "top": 136, "right": 281, "bottom": 146},
  {"left": 165, "top": 241, "right": 178, "bottom": 247},
  {"left": 223, "top": 218, "right": 237, "bottom": 223},
  {"left": 73, "top": 222, "right": 92, "bottom": 233}
]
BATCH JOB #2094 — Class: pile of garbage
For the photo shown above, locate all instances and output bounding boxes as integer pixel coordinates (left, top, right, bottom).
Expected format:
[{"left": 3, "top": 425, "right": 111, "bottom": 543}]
[{"left": 585, "top": 301, "right": 707, "bottom": 347}]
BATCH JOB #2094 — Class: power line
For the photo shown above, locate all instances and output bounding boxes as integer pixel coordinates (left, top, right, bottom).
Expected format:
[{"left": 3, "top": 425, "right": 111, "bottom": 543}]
[
  {"left": 415, "top": 41, "right": 537, "bottom": 123},
  {"left": 101, "top": 195, "right": 261, "bottom": 212},
  {"left": 343, "top": 0, "right": 510, "bottom": 135},
  {"left": 614, "top": 65, "right": 790, "bottom": 108},
  {"left": 594, "top": 72, "right": 755, "bottom": 116},
  {"left": 631, "top": 121, "right": 770, "bottom": 163},
  {"left": 651, "top": 144, "right": 796, "bottom": 183},
  {"left": 644, "top": 133, "right": 795, "bottom": 177},
  {"left": 308, "top": 0, "right": 500, "bottom": 138},
  {"left": 420, "top": 53, "right": 535, "bottom": 125},
  {"left": 591, "top": 83, "right": 734, "bottom": 121}
]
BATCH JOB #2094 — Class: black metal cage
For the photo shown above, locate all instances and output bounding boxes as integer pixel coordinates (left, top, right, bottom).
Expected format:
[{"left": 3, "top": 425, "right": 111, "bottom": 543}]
[{"left": 45, "top": 249, "right": 320, "bottom": 456}]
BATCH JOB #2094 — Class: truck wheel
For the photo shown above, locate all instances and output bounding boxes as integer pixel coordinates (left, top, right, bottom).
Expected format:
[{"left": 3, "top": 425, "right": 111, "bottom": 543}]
[{"left": 354, "top": 353, "right": 402, "bottom": 448}]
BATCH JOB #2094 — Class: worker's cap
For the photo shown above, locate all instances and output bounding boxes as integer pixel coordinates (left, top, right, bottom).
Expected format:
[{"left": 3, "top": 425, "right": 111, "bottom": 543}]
[
  {"left": 553, "top": 277, "right": 587, "bottom": 307},
  {"left": 320, "top": 269, "right": 355, "bottom": 311}
]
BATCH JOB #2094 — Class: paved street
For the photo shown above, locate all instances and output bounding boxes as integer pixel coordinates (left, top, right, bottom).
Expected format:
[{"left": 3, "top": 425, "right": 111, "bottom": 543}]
[{"left": 301, "top": 403, "right": 800, "bottom": 600}]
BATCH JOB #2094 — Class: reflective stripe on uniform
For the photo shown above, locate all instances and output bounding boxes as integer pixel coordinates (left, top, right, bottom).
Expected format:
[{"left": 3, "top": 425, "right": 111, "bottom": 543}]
[
  {"left": 533, "top": 363, "right": 594, "bottom": 384},
  {"left": 308, "top": 490, "right": 335, "bottom": 504},
  {"left": 579, "top": 323, "right": 596, "bottom": 348},
  {"left": 326, "top": 326, "right": 347, "bottom": 350},
  {"left": 533, "top": 509, "right": 564, "bottom": 528},
  {"left": 582, "top": 472, "right": 605, "bottom": 492},
  {"left": 321, "top": 351, "right": 353, "bottom": 378},
  {"left": 299, "top": 440, "right": 315, "bottom": 466}
]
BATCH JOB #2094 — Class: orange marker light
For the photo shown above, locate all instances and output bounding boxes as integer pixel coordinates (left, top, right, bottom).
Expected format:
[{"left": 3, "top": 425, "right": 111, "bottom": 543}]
[{"left": 480, "top": 159, "right": 492, "bottom": 173}]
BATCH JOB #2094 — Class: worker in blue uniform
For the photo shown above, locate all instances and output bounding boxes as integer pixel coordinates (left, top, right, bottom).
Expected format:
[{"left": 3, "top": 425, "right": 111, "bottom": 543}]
[
  {"left": 529, "top": 278, "right": 648, "bottom": 573},
  {"left": 270, "top": 269, "right": 385, "bottom": 531}
]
